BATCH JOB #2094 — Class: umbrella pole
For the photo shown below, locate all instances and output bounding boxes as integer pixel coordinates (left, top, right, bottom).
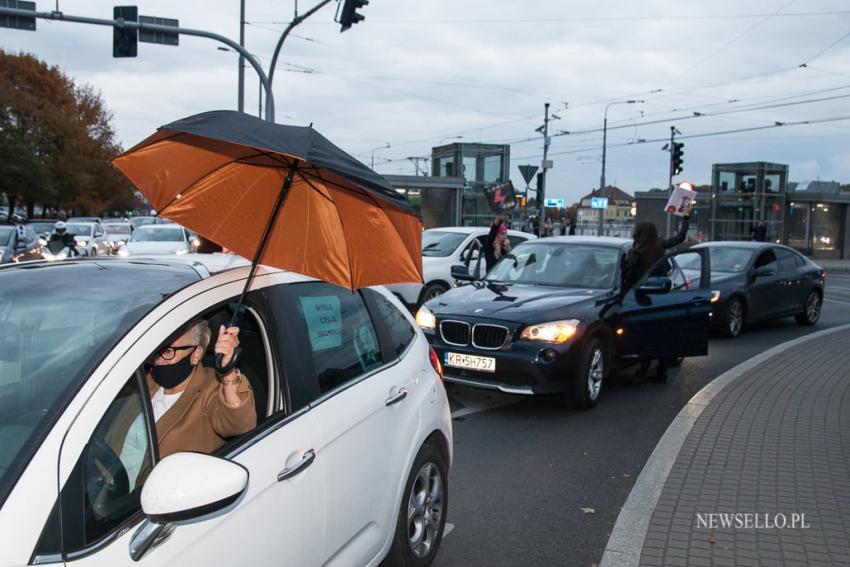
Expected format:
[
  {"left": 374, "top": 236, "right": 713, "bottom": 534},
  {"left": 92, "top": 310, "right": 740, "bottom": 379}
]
[{"left": 216, "top": 164, "right": 297, "bottom": 373}]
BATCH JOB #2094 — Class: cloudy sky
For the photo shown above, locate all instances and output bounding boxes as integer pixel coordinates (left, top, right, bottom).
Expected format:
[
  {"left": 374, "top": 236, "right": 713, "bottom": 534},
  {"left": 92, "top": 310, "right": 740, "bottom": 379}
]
[{"left": 3, "top": 0, "right": 850, "bottom": 204}]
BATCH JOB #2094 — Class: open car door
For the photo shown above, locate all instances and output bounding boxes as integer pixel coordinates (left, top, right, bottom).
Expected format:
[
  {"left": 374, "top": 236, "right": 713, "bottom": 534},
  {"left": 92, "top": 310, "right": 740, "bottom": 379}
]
[{"left": 616, "top": 248, "right": 712, "bottom": 360}]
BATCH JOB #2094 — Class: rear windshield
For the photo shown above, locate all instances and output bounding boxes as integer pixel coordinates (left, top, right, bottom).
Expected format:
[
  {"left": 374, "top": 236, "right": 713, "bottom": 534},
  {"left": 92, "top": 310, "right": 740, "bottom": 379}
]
[
  {"left": 131, "top": 228, "right": 184, "bottom": 242},
  {"left": 0, "top": 262, "right": 199, "bottom": 508}
]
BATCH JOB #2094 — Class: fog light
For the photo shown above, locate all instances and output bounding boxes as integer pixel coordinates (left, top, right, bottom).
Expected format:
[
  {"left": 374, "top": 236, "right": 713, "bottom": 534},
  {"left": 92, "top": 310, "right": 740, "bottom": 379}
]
[{"left": 541, "top": 349, "right": 556, "bottom": 362}]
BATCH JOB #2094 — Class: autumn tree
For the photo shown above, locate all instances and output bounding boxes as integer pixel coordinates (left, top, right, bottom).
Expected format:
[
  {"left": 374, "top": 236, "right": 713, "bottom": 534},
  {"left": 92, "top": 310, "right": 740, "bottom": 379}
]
[{"left": 0, "top": 50, "right": 134, "bottom": 217}]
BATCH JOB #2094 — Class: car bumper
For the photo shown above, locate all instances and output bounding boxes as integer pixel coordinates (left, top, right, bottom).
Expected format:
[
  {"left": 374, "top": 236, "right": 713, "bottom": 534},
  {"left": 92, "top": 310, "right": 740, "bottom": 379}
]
[{"left": 427, "top": 331, "right": 585, "bottom": 395}]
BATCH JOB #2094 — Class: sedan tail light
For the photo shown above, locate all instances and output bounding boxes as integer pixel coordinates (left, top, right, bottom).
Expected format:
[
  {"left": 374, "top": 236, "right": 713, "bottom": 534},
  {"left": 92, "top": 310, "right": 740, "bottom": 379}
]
[
  {"left": 428, "top": 346, "right": 443, "bottom": 382},
  {"left": 821, "top": 269, "right": 827, "bottom": 280}
]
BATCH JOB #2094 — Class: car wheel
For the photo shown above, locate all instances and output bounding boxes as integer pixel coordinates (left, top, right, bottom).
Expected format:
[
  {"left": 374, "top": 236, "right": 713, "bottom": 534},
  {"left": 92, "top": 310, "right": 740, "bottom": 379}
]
[
  {"left": 419, "top": 282, "right": 449, "bottom": 305},
  {"left": 722, "top": 298, "right": 745, "bottom": 338},
  {"left": 795, "top": 290, "right": 822, "bottom": 326},
  {"left": 568, "top": 337, "right": 605, "bottom": 410},
  {"left": 384, "top": 441, "right": 448, "bottom": 567}
]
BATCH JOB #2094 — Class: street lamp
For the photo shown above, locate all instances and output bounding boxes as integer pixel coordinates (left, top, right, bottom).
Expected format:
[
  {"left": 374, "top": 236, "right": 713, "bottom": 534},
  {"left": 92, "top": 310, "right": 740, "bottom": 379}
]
[
  {"left": 370, "top": 143, "right": 391, "bottom": 170},
  {"left": 598, "top": 99, "right": 643, "bottom": 235},
  {"left": 439, "top": 135, "right": 463, "bottom": 146}
]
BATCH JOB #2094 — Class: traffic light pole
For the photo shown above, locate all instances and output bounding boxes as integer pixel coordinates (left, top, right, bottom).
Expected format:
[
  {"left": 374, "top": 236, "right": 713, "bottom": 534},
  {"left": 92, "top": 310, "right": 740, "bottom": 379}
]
[
  {"left": 238, "top": 0, "right": 246, "bottom": 113},
  {"left": 0, "top": 6, "right": 276, "bottom": 122},
  {"left": 666, "top": 126, "right": 676, "bottom": 237},
  {"left": 267, "top": 0, "right": 334, "bottom": 94}
]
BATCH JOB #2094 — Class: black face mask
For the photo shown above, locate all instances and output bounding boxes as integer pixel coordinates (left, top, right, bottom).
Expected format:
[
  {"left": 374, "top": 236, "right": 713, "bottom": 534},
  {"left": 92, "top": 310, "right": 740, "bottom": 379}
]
[{"left": 150, "top": 355, "right": 195, "bottom": 389}]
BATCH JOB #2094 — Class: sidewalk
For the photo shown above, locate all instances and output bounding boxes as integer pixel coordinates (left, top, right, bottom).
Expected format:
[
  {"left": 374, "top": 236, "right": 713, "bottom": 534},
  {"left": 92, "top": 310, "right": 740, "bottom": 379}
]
[{"left": 601, "top": 324, "right": 850, "bottom": 567}]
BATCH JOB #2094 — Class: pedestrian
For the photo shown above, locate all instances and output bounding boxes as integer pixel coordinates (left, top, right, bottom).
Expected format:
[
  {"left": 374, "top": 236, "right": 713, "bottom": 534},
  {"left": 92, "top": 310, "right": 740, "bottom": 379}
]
[
  {"left": 493, "top": 223, "right": 512, "bottom": 263},
  {"left": 568, "top": 219, "right": 577, "bottom": 236},
  {"left": 544, "top": 217, "right": 554, "bottom": 237},
  {"left": 621, "top": 205, "right": 692, "bottom": 384},
  {"left": 750, "top": 221, "right": 767, "bottom": 242},
  {"left": 483, "top": 214, "right": 506, "bottom": 271}
]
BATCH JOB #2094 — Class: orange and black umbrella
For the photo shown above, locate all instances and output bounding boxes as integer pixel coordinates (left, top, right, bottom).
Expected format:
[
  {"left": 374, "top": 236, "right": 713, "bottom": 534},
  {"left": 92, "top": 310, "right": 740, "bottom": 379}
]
[{"left": 113, "top": 110, "right": 422, "bottom": 370}]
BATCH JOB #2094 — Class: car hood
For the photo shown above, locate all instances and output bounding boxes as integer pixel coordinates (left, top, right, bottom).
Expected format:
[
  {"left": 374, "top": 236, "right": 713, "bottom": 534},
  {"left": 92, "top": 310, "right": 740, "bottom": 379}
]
[
  {"left": 426, "top": 282, "right": 609, "bottom": 323},
  {"left": 126, "top": 242, "right": 187, "bottom": 255}
]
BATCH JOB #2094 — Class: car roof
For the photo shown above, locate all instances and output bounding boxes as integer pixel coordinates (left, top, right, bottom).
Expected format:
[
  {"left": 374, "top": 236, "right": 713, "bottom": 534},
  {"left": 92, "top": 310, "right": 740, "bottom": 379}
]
[
  {"left": 2, "top": 254, "right": 257, "bottom": 279},
  {"left": 534, "top": 235, "right": 632, "bottom": 248},
  {"left": 424, "top": 226, "right": 532, "bottom": 237}
]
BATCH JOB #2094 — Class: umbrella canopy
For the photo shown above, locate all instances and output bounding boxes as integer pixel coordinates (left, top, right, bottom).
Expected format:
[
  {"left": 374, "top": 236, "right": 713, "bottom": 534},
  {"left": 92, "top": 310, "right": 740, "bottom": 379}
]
[{"left": 112, "top": 110, "right": 422, "bottom": 290}]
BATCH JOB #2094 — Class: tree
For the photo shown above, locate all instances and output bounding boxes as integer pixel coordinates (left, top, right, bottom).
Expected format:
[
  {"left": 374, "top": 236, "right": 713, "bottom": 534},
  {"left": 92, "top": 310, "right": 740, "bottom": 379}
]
[{"left": 0, "top": 51, "right": 134, "bottom": 217}]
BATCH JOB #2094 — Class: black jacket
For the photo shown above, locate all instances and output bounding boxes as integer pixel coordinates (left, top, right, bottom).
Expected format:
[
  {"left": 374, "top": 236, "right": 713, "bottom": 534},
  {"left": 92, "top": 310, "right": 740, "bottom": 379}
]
[{"left": 620, "top": 217, "right": 690, "bottom": 293}]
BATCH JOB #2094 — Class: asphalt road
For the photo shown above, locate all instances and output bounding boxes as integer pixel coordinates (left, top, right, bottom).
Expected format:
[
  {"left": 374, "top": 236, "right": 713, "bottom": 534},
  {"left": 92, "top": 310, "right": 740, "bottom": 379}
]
[{"left": 433, "top": 273, "right": 850, "bottom": 567}]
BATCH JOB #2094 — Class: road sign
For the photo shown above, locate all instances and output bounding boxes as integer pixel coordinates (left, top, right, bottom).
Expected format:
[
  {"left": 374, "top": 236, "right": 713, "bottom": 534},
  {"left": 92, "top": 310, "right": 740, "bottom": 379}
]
[
  {"left": 544, "top": 198, "right": 564, "bottom": 208},
  {"left": 542, "top": 159, "right": 554, "bottom": 169},
  {"left": 518, "top": 165, "right": 538, "bottom": 186},
  {"left": 139, "top": 15, "right": 179, "bottom": 45},
  {"left": 591, "top": 197, "right": 609, "bottom": 209},
  {"left": 0, "top": 0, "right": 35, "bottom": 30}
]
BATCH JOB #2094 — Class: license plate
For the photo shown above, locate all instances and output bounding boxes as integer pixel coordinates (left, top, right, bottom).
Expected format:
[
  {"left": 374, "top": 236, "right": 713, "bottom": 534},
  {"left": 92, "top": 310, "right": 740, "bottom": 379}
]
[{"left": 445, "top": 352, "right": 496, "bottom": 373}]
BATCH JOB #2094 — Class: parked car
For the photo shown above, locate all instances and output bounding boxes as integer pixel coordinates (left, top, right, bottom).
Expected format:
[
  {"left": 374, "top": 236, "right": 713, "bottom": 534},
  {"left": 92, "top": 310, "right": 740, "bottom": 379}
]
[
  {"left": 119, "top": 225, "right": 194, "bottom": 257},
  {"left": 102, "top": 222, "right": 134, "bottom": 254},
  {"left": 0, "top": 255, "right": 452, "bottom": 567},
  {"left": 387, "top": 227, "right": 536, "bottom": 309},
  {"left": 0, "top": 225, "right": 42, "bottom": 264},
  {"left": 416, "top": 237, "right": 714, "bottom": 408},
  {"left": 675, "top": 242, "right": 825, "bottom": 337},
  {"left": 65, "top": 222, "right": 109, "bottom": 256}
]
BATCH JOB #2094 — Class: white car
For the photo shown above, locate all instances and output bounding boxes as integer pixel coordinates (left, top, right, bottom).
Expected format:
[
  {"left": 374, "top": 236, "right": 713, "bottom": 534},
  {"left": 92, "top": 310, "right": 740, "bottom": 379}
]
[
  {"left": 102, "top": 222, "right": 134, "bottom": 254},
  {"left": 63, "top": 222, "right": 109, "bottom": 257},
  {"left": 0, "top": 255, "right": 452, "bottom": 567},
  {"left": 120, "top": 225, "right": 193, "bottom": 257},
  {"left": 388, "top": 226, "right": 536, "bottom": 308}
]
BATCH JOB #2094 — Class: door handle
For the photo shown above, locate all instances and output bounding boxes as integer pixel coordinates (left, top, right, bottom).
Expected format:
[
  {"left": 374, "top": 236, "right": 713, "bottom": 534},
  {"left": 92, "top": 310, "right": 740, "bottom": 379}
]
[
  {"left": 385, "top": 388, "right": 408, "bottom": 407},
  {"left": 277, "top": 449, "right": 316, "bottom": 482},
  {"left": 689, "top": 297, "right": 709, "bottom": 306}
]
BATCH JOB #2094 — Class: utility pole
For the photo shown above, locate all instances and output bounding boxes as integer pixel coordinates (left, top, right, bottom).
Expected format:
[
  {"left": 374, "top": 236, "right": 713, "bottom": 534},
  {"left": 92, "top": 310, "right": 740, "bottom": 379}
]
[
  {"left": 538, "top": 102, "right": 551, "bottom": 236},
  {"left": 599, "top": 100, "right": 642, "bottom": 236},
  {"left": 237, "top": 0, "right": 245, "bottom": 112}
]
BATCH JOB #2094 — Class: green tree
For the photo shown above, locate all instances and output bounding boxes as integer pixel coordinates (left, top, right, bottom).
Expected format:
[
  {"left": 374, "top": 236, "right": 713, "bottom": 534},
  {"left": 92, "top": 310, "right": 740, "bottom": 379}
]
[{"left": 0, "top": 50, "right": 133, "bottom": 217}]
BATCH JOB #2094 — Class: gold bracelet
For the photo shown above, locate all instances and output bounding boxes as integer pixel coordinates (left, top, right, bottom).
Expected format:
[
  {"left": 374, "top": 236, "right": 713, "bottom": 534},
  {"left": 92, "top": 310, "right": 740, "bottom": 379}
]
[{"left": 222, "top": 368, "right": 243, "bottom": 387}]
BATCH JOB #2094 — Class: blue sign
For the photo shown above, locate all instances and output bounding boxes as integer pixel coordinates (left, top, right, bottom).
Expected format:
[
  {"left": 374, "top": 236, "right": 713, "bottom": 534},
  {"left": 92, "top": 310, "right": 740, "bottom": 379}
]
[
  {"left": 544, "top": 198, "right": 564, "bottom": 208},
  {"left": 591, "top": 197, "right": 609, "bottom": 209}
]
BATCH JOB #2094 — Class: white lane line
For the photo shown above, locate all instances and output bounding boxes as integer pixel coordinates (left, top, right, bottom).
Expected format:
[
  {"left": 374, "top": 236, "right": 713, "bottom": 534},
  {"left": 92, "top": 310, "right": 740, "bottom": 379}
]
[
  {"left": 444, "top": 522, "right": 455, "bottom": 537},
  {"left": 824, "top": 298, "right": 850, "bottom": 306}
]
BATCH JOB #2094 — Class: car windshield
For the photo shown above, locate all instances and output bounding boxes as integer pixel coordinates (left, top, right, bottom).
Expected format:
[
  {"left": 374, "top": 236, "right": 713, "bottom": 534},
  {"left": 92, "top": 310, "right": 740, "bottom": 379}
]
[
  {"left": 27, "top": 222, "right": 56, "bottom": 235},
  {"left": 0, "top": 227, "right": 13, "bottom": 247},
  {"left": 130, "top": 218, "right": 156, "bottom": 227},
  {"left": 0, "top": 263, "right": 200, "bottom": 508},
  {"left": 131, "top": 227, "right": 184, "bottom": 242},
  {"left": 422, "top": 231, "right": 469, "bottom": 257},
  {"left": 679, "top": 247, "right": 754, "bottom": 273},
  {"left": 104, "top": 225, "right": 131, "bottom": 235},
  {"left": 66, "top": 224, "right": 92, "bottom": 236},
  {"left": 485, "top": 242, "right": 621, "bottom": 289}
]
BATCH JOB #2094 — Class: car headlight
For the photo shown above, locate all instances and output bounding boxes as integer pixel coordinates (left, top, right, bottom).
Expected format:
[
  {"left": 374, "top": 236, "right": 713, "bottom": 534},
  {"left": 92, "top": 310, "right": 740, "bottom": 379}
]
[
  {"left": 38, "top": 237, "right": 47, "bottom": 246},
  {"left": 520, "top": 319, "right": 580, "bottom": 343},
  {"left": 118, "top": 248, "right": 130, "bottom": 257},
  {"left": 415, "top": 305, "right": 437, "bottom": 331}
]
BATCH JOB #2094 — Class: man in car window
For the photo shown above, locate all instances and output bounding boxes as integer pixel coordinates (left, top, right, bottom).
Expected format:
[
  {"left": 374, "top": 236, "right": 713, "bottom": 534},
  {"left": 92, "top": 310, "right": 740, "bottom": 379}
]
[{"left": 142, "top": 320, "right": 256, "bottom": 458}]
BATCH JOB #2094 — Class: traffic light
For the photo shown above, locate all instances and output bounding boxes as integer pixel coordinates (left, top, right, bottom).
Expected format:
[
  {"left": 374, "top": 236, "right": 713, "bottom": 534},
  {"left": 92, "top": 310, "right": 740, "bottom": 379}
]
[
  {"left": 671, "top": 142, "right": 684, "bottom": 176},
  {"left": 113, "top": 6, "right": 138, "bottom": 58},
  {"left": 339, "top": 0, "right": 368, "bottom": 32},
  {"left": 519, "top": 195, "right": 527, "bottom": 207}
]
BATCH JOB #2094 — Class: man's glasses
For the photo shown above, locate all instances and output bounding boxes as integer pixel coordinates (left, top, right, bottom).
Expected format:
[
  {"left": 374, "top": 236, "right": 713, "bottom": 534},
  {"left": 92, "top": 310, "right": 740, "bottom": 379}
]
[{"left": 150, "top": 344, "right": 198, "bottom": 362}]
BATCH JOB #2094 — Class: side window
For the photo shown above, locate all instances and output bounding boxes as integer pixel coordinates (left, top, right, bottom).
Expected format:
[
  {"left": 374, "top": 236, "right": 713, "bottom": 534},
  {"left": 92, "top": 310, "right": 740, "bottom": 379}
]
[
  {"left": 291, "top": 283, "right": 383, "bottom": 395},
  {"left": 670, "top": 251, "right": 705, "bottom": 290},
  {"left": 754, "top": 250, "right": 777, "bottom": 269},
  {"left": 370, "top": 291, "right": 417, "bottom": 359},
  {"left": 36, "top": 374, "right": 154, "bottom": 557},
  {"left": 774, "top": 248, "right": 798, "bottom": 271},
  {"left": 508, "top": 236, "right": 527, "bottom": 249}
]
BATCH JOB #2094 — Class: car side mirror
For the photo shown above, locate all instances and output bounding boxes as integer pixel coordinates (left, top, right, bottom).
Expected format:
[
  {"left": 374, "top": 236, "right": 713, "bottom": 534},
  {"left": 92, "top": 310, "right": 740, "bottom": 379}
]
[
  {"left": 141, "top": 453, "right": 248, "bottom": 523},
  {"left": 451, "top": 264, "right": 475, "bottom": 282},
  {"left": 637, "top": 277, "right": 672, "bottom": 295},
  {"left": 753, "top": 265, "right": 775, "bottom": 278}
]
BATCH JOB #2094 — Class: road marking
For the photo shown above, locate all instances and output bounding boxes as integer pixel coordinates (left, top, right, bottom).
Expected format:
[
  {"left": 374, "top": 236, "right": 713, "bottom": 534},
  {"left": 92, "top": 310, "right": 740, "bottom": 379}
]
[
  {"left": 444, "top": 522, "right": 455, "bottom": 537},
  {"left": 824, "top": 297, "right": 850, "bottom": 306}
]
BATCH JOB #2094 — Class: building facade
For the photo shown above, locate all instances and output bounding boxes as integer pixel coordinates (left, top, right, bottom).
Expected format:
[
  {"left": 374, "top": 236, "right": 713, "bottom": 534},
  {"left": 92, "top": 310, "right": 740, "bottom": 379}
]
[{"left": 431, "top": 143, "right": 511, "bottom": 226}]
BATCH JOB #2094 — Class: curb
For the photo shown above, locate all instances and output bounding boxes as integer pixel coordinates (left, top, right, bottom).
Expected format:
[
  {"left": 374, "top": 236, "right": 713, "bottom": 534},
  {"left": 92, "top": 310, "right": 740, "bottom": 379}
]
[{"left": 598, "top": 322, "right": 850, "bottom": 567}]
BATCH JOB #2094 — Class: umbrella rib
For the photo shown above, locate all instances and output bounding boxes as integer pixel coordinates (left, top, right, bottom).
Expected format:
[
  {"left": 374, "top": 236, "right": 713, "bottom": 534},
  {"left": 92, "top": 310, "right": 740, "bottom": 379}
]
[
  {"left": 296, "top": 168, "right": 371, "bottom": 200},
  {"left": 294, "top": 169, "right": 337, "bottom": 204}
]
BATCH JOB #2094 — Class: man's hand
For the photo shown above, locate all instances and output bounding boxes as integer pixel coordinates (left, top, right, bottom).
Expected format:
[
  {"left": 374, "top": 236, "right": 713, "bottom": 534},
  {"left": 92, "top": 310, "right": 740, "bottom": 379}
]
[{"left": 215, "top": 325, "right": 241, "bottom": 368}]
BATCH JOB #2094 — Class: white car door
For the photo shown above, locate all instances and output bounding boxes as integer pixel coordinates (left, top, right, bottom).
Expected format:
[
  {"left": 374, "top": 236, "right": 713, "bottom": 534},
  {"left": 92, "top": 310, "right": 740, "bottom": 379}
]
[
  {"left": 34, "top": 282, "right": 326, "bottom": 567},
  {"left": 284, "top": 283, "right": 422, "bottom": 567}
]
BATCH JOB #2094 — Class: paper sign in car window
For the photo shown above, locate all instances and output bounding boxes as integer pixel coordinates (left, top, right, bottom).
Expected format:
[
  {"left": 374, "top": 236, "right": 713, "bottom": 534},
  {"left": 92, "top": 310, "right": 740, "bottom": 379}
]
[
  {"left": 299, "top": 295, "right": 343, "bottom": 351},
  {"left": 353, "top": 325, "right": 381, "bottom": 372}
]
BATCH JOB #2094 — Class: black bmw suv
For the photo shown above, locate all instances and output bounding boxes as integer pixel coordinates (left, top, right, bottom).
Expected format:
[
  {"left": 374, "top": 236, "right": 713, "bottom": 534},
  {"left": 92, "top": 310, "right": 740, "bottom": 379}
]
[{"left": 415, "top": 237, "right": 714, "bottom": 409}]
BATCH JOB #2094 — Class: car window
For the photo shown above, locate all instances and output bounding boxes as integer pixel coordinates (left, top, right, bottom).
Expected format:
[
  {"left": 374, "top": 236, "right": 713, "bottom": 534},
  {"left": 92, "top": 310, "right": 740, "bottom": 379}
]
[
  {"left": 422, "top": 231, "right": 469, "bottom": 257},
  {"left": 754, "top": 249, "right": 777, "bottom": 270},
  {"left": 290, "top": 282, "right": 383, "bottom": 395},
  {"left": 486, "top": 243, "right": 619, "bottom": 289},
  {"left": 774, "top": 248, "right": 799, "bottom": 271},
  {"left": 34, "top": 373, "right": 154, "bottom": 557},
  {"left": 507, "top": 235, "right": 527, "bottom": 249},
  {"left": 368, "top": 291, "right": 416, "bottom": 359}
]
